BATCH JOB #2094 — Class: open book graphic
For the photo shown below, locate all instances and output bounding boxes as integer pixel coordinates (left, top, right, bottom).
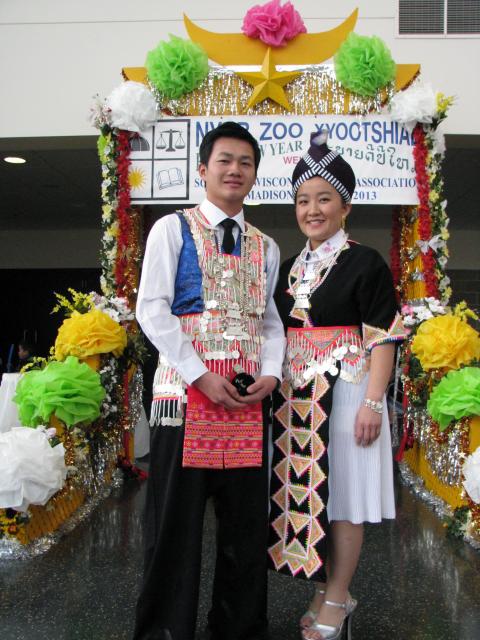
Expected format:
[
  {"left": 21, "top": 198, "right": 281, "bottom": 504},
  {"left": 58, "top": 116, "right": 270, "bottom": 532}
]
[{"left": 156, "top": 167, "right": 184, "bottom": 190}]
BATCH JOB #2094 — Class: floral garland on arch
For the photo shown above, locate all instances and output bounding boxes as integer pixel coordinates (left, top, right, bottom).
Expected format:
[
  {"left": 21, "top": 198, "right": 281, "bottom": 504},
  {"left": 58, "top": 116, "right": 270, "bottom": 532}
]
[
  {"left": 413, "top": 126, "right": 439, "bottom": 299},
  {"left": 114, "top": 130, "right": 133, "bottom": 300},
  {"left": 386, "top": 84, "right": 480, "bottom": 547},
  {"left": 97, "top": 127, "right": 142, "bottom": 305},
  {"left": 390, "top": 91, "right": 453, "bottom": 305},
  {"left": 97, "top": 128, "right": 118, "bottom": 298},
  {"left": 91, "top": 91, "right": 148, "bottom": 306},
  {"left": 92, "top": 106, "right": 146, "bottom": 458}
]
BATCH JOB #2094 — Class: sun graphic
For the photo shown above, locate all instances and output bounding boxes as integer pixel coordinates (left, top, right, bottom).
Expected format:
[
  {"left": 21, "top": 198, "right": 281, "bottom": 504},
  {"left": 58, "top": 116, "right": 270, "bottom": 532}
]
[{"left": 128, "top": 167, "right": 147, "bottom": 190}]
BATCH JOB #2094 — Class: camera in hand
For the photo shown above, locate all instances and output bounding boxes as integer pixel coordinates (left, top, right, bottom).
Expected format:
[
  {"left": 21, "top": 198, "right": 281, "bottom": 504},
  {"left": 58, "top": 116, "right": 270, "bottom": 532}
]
[{"left": 232, "top": 373, "right": 255, "bottom": 397}]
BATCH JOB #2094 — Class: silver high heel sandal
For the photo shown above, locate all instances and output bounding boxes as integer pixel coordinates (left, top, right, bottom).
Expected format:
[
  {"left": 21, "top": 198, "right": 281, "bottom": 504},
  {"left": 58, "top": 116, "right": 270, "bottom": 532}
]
[
  {"left": 302, "top": 598, "right": 357, "bottom": 640},
  {"left": 300, "top": 588, "right": 325, "bottom": 629}
]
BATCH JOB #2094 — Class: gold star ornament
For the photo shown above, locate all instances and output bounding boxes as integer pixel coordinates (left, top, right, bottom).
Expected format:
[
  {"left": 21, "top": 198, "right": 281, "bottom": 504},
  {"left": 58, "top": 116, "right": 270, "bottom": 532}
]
[{"left": 236, "top": 48, "right": 302, "bottom": 112}]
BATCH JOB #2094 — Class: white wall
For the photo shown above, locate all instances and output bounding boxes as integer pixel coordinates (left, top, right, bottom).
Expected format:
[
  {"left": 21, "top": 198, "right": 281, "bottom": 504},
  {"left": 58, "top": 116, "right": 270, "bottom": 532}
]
[{"left": 1, "top": 1, "right": 479, "bottom": 138}]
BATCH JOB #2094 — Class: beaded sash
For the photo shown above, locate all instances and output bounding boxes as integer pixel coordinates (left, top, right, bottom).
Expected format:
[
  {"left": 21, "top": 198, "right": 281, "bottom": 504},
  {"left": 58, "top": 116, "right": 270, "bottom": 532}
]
[{"left": 284, "top": 325, "right": 368, "bottom": 390}]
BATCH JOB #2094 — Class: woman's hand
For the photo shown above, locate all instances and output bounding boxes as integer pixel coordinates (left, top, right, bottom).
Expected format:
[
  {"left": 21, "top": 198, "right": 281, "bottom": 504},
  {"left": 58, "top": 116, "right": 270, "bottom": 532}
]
[
  {"left": 354, "top": 342, "right": 395, "bottom": 446},
  {"left": 354, "top": 404, "right": 382, "bottom": 447}
]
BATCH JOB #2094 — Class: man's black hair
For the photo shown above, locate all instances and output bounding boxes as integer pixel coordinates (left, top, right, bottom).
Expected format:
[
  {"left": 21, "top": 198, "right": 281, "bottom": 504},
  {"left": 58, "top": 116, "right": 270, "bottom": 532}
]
[{"left": 199, "top": 121, "right": 261, "bottom": 172}]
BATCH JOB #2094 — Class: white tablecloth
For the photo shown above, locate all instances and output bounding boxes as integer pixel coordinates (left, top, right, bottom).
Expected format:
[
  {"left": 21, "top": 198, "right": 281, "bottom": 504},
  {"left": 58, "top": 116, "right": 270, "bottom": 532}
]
[{"left": 0, "top": 373, "right": 22, "bottom": 433}]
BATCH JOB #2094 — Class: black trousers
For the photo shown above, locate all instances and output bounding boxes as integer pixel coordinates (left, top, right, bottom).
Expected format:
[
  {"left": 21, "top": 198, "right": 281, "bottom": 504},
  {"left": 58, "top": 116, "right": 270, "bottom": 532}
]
[{"left": 133, "top": 416, "right": 270, "bottom": 640}]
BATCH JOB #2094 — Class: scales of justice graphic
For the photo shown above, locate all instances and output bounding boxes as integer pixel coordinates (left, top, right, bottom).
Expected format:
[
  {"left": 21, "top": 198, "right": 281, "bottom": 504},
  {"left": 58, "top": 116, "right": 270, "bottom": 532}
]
[
  {"left": 155, "top": 128, "right": 187, "bottom": 190},
  {"left": 156, "top": 128, "right": 186, "bottom": 152}
]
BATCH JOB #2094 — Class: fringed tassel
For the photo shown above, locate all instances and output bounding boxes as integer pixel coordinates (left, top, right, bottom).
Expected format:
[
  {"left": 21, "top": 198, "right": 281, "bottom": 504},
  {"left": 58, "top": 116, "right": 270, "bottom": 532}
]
[
  {"left": 150, "top": 398, "right": 184, "bottom": 427},
  {"left": 151, "top": 356, "right": 186, "bottom": 427}
]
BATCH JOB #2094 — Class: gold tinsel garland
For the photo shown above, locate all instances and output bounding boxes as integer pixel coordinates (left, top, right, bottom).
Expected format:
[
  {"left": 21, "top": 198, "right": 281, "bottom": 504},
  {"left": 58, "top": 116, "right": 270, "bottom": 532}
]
[
  {"left": 402, "top": 415, "right": 480, "bottom": 545},
  {"left": 149, "top": 66, "right": 393, "bottom": 117},
  {"left": 122, "top": 206, "right": 143, "bottom": 312},
  {"left": 397, "top": 205, "right": 428, "bottom": 302}
]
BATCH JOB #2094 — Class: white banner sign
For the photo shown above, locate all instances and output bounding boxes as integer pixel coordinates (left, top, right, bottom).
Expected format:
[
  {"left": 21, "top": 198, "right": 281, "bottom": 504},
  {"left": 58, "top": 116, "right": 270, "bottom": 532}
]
[{"left": 128, "top": 115, "right": 418, "bottom": 206}]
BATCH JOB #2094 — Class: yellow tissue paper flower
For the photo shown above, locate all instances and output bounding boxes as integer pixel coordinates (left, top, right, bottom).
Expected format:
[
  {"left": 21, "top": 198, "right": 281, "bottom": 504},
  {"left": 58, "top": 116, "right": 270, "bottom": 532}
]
[
  {"left": 55, "top": 309, "right": 127, "bottom": 361},
  {"left": 412, "top": 314, "right": 480, "bottom": 371}
]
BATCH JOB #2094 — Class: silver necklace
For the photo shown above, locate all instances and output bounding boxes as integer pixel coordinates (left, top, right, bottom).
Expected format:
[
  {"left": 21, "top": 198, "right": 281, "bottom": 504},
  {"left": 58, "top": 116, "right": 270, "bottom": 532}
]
[{"left": 289, "top": 237, "right": 349, "bottom": 310}]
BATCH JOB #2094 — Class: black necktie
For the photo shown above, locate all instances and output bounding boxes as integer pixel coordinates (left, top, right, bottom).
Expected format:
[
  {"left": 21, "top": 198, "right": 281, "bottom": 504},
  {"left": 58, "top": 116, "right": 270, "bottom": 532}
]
[{"left": 220, "top": 218, "right": 237, "bottom": 254}]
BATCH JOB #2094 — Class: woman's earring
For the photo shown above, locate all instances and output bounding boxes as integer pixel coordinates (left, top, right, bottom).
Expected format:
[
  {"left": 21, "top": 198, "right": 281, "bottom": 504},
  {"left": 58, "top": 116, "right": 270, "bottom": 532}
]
[{"left": 341, "top": 216, "right": 346, "bottom": 230}]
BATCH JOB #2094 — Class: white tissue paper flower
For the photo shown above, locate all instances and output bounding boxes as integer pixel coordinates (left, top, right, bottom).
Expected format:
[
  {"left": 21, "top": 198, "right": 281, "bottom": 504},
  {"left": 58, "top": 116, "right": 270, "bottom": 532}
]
[
  {"left": 425, "top": 297, "right": 446, "bottom": 315},
  {"left": 0, "top": 427, "right": 67, "bottom": 512},
  {"left": 431, "top": 126, "right": 446, "bottom": 156},
  {"left": 388, "top": 82, "right": 437, "bottom": 132},
  {"left": 106, "top": 81, "right": 158, "bottom": 132},
  {"left": 463, "top": 447, "right": 480, "bottom": 504}
]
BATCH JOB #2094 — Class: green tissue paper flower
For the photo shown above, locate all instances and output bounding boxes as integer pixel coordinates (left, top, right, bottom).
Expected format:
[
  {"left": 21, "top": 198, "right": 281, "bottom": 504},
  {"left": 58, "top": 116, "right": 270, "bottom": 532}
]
[
  {"left": 427, "top": 367, "right": 480, "bottom": 431},
  {"left": 334, "top": 32, "right": 396, "bottom": 97},
  {"left": 14, "top": 356, "right": 105, "bottom": 428},
  {"left": 146, "top": 35, "right": 209, "bottom": 100}
]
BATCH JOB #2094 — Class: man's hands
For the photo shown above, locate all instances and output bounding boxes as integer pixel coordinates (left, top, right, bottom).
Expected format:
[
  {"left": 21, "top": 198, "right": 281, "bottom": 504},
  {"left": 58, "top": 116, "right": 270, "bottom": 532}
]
[
  {"left": 192, "top": 372, "right": 278, "bottom": 410},
  {"left": 193, "top": 372, "right": 244, "bottom": 410}
]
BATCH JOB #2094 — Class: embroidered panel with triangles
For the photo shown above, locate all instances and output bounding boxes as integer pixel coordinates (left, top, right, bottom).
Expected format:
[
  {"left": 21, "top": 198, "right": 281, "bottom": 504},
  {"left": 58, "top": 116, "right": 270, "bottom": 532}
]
[{"left": 269, "top": 371, "right": 337, "bottom": 581}]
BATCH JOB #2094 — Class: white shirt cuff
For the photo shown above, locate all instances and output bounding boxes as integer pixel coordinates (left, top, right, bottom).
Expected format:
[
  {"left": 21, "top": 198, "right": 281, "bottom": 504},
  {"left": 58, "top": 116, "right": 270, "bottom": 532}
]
[
  {"left": 180, "top": 355, "right": 209, "bottom": 386},
  {"left": 259, "top": 359, "right": 283, "bottom": 381}
]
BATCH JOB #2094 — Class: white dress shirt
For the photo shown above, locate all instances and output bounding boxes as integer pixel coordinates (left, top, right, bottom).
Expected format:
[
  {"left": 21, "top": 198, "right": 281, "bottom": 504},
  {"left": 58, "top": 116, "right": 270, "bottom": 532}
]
[{"left": 136, "top": 198, "right": 286, "bottom": 385}]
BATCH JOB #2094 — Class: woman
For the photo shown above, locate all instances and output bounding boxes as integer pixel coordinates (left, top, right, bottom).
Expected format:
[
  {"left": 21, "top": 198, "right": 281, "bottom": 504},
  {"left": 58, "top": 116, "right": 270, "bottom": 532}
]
[{"left": 268, "top": 132, "right": 406, "bottom": 640}]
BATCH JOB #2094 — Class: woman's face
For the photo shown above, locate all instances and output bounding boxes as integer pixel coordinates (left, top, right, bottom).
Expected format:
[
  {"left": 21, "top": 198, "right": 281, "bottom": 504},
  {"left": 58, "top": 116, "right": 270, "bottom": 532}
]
[{"left": 295, "top": 176, "right": 351, "bottom": 250}]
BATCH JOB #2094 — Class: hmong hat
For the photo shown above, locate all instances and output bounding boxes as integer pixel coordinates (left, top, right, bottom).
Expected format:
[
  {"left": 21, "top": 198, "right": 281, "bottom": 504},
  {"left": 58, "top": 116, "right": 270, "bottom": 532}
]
[{"left": 292, "top": 131, "right": 356, "bottom": 202}]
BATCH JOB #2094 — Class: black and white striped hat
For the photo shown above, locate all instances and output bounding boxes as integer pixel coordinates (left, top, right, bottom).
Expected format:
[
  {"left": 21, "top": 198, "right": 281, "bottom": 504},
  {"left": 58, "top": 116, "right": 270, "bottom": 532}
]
[{"left": 292, "top": 131, "right": 356, "bottom": 202}]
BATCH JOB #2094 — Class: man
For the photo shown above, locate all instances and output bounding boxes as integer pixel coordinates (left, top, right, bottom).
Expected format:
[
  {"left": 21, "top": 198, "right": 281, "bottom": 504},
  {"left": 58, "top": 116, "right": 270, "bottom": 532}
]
[{"left": 133, "top": 121, "right": 285, "bottom": 640}]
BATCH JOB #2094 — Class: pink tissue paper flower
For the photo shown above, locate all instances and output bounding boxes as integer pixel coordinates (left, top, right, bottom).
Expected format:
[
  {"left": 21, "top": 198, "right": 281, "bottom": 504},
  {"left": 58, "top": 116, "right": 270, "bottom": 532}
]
[{"left": 242, "top": 0, "right": 307, "bottom": 48}]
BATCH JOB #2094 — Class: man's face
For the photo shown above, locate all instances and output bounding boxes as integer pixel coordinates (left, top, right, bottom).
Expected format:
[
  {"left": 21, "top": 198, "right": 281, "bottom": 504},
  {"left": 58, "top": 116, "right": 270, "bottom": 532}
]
[{"left": 198, "top": 137, "right": 256, "bottom": 213}]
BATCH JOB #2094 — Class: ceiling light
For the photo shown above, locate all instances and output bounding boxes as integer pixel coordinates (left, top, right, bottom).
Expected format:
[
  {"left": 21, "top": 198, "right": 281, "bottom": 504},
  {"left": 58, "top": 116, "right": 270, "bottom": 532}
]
[{"left": 4, "top": 156, "right": 26, "bottom": 164}]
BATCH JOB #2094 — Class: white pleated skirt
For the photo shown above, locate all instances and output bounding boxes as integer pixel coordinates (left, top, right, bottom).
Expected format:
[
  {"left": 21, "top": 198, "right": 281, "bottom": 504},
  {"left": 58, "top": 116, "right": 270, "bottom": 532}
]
[{"left": 326, "top": 374, "right": 396, "bottom": 524}]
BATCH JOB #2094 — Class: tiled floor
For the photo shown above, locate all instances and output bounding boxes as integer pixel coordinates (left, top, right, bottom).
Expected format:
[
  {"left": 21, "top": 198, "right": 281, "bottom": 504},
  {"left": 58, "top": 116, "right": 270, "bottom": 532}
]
[{"left": 1, "top": 472, "right": 479, "bottom": 640}]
